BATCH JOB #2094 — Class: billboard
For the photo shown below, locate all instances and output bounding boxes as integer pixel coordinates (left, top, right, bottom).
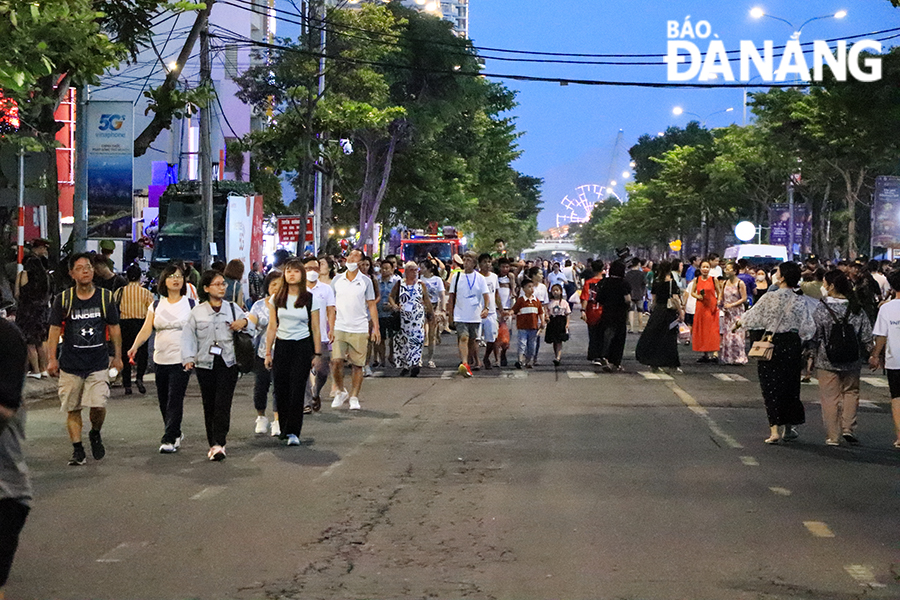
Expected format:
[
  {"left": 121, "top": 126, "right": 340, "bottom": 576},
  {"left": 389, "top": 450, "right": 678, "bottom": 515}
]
[
  {"left": 768, "top": 203, "right": 811, "bottom": 256},
  {"left": 226, "top": 195, "right": 254, "bottom": 296},
  {"left": 86, "top": 101, "right": 133, "bottom": 239},
  {"left": 872, "top": 176, "right": 900, "bottom": 249}
]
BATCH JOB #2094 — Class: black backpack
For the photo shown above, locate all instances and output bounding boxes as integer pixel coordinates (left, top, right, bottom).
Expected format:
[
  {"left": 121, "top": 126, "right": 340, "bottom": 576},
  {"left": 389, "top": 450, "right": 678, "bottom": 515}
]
[{"left": 820, "top": 300, "right": 859, "bottom": 364}]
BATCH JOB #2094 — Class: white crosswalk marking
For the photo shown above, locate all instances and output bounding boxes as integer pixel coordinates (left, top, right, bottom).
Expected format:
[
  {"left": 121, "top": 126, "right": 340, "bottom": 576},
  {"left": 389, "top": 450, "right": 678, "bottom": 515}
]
[
  {"left": 499, "top": 371, "right": 527, "bottom": 379},
  {"left": 440, "top": 370, "right": 456, "bottom": 380},
  {"left": 859, "top": 400, "right": 881, "bottom": 410},
  {"left": 861, "top": 377, "right": 889, "bottom": 388},
  {"left": 844, "top": 565, "right": 886, "bottom": 588},
  {"left": 639, "top": 372, "right": 673, "bottom": 381},
  {"left": 740, "top": 456, "right": 759, "bottom": 467},
  {"left": 803, "top": 521, "right": 835, "bottom": 538},
  {"left": 712, "top": 373, "right": 750, "bottom": 382},
  {"left": 567, "top": 371, "right": 599, "bottom": 379}
]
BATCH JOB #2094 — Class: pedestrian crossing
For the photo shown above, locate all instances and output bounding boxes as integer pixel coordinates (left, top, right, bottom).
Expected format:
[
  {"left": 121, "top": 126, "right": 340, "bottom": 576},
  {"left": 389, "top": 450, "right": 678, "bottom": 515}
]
[{"left": 562, "top": 371, "right": 892, "bottom": 391}]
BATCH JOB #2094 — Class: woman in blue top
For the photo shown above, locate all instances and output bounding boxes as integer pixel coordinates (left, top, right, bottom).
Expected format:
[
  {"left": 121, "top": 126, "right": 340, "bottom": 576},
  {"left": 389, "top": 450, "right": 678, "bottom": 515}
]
[{"left": 264, "top": 259, "right": 321, "bottom": 446}]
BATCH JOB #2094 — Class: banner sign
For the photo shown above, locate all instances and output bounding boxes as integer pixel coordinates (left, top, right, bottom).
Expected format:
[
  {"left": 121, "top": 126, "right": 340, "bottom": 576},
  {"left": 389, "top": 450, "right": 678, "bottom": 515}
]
[
  {"left": 872, "top": 176, "right": 900, "bottom": 249},
  {"left": 768, "top": 203, "right": 811, "bottom": 255},
  {"left": 226, "top": 195, "right": 254, "bottom": 295},
  {"left": 277, "top": 215, "right": 303, "bottom": 243},
  {"left": 86, "top": 101, "right": 133, "bottom": 238}
]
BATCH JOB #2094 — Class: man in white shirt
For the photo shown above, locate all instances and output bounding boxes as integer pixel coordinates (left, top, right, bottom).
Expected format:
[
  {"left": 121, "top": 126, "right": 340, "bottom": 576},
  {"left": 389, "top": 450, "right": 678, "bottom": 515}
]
[
  {"left": 304, "top": 256, "right": 336, "bottom": 413},
  {"left": 330, "top": 250, "right": 380, "bottom": 410},
  {"left": 868, "top": 270, "right": 900, "bottom": 448},
  {"left": 478, "top": 254, "right": 503, "bottom": 370},
  {"left": 447, "top": 252, "right": 490, "bottom": 377},
  {"left": 707, "top": 253, "right": 723, "bottom": 278}
]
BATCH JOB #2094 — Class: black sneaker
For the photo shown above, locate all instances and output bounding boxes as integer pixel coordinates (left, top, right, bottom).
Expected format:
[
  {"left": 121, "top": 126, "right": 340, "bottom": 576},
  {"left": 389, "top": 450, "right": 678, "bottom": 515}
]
[
  {"left": 68, "top": 446, "right": 87, "bottom": 466},
  {"left": 410, "top": 366, "right": 420, "bottom": 377},
  {"left": 88, "top": 430, "right": 106, "bottom": 460},
  {"left": 136, "top": 381, "right": 146, "bottom": 394},
  {"left": 500, "top": 357, "right": 508, "bottom": 367},
  {"left": 842, "top": 433, "right": 860, "bottom": 446}
]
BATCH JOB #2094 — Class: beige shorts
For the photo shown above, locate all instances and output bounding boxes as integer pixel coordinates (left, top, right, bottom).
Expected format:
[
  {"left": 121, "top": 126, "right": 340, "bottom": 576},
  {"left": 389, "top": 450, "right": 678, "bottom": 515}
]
[
  {"left": 333, "top": 330, "right": 369, "bottom": 367},
  {"left": 59, "top": 370, "right": 110, "bottom": 412}
]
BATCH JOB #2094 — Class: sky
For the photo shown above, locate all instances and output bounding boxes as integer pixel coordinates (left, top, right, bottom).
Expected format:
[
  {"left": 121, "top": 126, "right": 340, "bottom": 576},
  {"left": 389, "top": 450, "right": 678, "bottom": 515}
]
[{"left": 466, "top": 0, "right": 900, "bottom": 233}]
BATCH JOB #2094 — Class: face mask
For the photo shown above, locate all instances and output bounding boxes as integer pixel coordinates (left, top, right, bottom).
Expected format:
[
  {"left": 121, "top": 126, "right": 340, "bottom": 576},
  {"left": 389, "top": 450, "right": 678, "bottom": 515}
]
[
  {"left": 346, "top": 262, "right": 359, "bottom": 272},
  {"left": 756, "top": 275, "right": 766, "bottom": 282},
  {"left": 821, "top": 286, "right": 829, "bottom": 297},
  {"left": 307, "top": 271, "right": 319, "bottom": 282}
]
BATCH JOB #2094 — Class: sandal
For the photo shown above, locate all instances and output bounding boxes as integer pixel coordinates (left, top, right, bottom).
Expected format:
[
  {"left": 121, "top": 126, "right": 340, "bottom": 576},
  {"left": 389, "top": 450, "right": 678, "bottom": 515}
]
[{"left": 312, "top": 396, "right": 321, "bottom": 412}]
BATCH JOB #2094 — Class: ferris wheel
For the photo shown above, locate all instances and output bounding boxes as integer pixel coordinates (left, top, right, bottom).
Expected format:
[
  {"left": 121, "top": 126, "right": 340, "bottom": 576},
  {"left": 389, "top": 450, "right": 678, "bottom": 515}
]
[{"left": 555, "top": 129, "right": 630, "bottom": 228}]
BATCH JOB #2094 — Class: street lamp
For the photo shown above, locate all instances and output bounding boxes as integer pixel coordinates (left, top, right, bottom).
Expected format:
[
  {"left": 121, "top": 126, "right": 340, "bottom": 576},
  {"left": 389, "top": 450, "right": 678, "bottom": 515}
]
[
  {"left": 750, "top": 7, "right": 847, "bottom": 39},
  {"left": 672, "top": 106, "right": 734, "bottom": 127}
]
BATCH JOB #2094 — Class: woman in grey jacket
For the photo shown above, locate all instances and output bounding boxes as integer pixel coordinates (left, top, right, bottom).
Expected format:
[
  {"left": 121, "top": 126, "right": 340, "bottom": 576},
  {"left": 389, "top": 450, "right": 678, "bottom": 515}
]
[
  {"left": 182, "top": 270, "right": 249, "bottom": 461},
  {"left": 813, "top": 271, "right": 873, "bottom": 446}
]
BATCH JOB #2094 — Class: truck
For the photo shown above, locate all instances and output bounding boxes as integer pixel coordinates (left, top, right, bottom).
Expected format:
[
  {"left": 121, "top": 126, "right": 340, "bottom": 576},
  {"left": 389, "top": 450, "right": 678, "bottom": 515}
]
[
  {"left": 397, "top": 225, "right": 465, "bottom": 265},
  {"left": 151, "top": 182, "right": 264, "bottom": 292}
]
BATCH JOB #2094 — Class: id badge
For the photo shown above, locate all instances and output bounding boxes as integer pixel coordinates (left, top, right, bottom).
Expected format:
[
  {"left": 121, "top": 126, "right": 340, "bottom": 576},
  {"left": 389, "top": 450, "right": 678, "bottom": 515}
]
[
  {"left": 209, "top": 344, "right": 223, "bottom": 356},
  {"left": 468, "top": 295, "right": 480, "bottom": 308}
]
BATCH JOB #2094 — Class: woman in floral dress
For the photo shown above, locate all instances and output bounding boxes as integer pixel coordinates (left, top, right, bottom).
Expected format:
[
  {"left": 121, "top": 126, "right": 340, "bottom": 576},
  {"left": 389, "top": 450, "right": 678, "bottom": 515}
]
[
  {"left": 719, "top": 261, "right": 748, "bottom": 365},
  {"left": 389, "top": 262, "right": 434, "bottom": 377}
]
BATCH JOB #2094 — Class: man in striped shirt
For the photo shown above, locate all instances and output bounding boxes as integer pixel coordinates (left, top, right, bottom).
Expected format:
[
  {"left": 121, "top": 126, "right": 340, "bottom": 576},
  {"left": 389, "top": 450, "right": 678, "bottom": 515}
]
[{"left": 115, "top": 265, "right": 154, "bottom": 395}]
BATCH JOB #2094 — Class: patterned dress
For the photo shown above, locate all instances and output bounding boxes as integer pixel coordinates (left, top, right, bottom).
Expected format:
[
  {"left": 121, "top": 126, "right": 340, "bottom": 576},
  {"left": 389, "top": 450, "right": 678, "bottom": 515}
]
[
  {"left": 394, "top": 280, "right": 426, "bottom": 369},
  {"left": 719, "top": 280, "right": 747, "bottom": 365}
]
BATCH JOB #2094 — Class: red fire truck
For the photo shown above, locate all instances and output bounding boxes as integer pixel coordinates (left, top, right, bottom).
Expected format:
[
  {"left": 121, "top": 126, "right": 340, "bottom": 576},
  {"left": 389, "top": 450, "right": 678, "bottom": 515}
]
[{"left": 398, "top": 224, "right": 465, "bottom": 265}]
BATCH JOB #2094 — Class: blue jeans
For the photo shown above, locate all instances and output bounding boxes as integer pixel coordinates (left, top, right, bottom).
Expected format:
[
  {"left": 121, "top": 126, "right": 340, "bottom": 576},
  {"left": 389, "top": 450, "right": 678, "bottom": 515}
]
[{"left": 517, "top": 329, "right": 538, "bottom": 361}]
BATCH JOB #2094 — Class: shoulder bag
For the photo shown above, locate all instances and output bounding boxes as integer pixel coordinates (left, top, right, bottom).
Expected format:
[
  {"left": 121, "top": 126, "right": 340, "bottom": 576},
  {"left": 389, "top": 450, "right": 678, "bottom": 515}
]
[
  {"left": 748, "top": 295, "right": 793, "bottom": 361},
  {"left": 230, "top": 302, "right": 255, "bottom": 373}
]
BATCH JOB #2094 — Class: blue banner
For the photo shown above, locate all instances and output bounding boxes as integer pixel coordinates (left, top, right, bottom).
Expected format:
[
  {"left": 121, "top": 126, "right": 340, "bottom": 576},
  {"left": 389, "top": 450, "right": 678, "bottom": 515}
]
[{"left": 86, "top": 101, "right": 133, "bottom": 239}]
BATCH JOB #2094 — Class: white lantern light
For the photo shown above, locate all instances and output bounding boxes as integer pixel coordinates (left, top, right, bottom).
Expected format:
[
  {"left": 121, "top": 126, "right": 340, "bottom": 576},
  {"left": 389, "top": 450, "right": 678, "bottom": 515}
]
[{"left": 735, "top": 221, "right": 756, "bottom": 242}]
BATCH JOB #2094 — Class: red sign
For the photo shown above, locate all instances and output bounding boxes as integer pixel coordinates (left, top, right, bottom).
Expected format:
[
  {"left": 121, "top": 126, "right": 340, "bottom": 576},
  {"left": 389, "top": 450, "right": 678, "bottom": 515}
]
[
  {"left": 277, "top": 216, "right": 303, "bottom": 243},
  {"left": 305, "top": 216, "right": 314, "bottom": 243}
]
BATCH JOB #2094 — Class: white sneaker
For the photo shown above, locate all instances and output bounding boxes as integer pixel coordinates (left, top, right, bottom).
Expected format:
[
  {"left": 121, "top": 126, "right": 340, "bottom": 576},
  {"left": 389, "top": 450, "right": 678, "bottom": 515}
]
[
  {"left": 349, "top": 396, "right": 361, "bottom": 411},
  {"left": 159, "top": 442, "right": 176, "bottom": 454},
  {"left": 270, "top": 420, "right": 281, "bottom": 437},
  {"left": 255, "top": 415, "right": 269, "bottom": 434},
  {"left": 26, "top": 372, "right": 41, "bottom": 379},
  {"left": 286, "top": 434, "right": 300, "bottom": 446},
  {"left": 174, "top": 434, "right": 184, "bottom": 449},
  {"left": 332, "top": 390, "right": 349, "bottom": 408},
  {"left": 427, "top": 360, "right": 436, "bottom": 369},
  {"left": 41, "top": 370, "right": 49, "bottom": 378},
  {"left": 363, "top": 366, "right": 374, "bottom": 378}
]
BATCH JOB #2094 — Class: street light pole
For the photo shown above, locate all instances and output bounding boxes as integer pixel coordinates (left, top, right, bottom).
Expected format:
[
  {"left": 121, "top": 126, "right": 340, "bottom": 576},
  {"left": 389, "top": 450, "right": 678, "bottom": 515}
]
[{"left": 199, "top": 2, "right": 214, "bottom": 269}]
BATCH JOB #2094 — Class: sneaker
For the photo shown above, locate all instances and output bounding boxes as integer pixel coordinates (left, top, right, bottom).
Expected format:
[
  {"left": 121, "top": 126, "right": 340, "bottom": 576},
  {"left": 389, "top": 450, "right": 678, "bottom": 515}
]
[
  {"left": 458, "top": 363, "right": 473, "bottom": 378},
  {"left": 270, "top": 420, "right": 281, "bottom": 437},
  {"left": 332, "top": 390, "right": 349, "bottom": 408},
  {"left": 68, "top": 446, "right": 87, "bottom": 466},
  {"left": 40, "top": 370, "right": 49, "bottom": 378},
  {"left": 515, "top": 361, "right": 522, "bottom": 369},
  {"left": 303, "top": 405, "right": 313, "bottom": 414},
  {"left": 500, "top": 357, "right": 508, "bottom": 367},
  {"left": 174, "top": 434, "right": 184, "bottom": 449},
  {"left": 410, "top": 366, "right": 420, "bottom": 378},
  {"left": 312, "top": 396, "right": 321, "bottom": 412},
  {"left": 136, "top": 381, "right": 146, "bottom": 394},
  {"left": 552, "top": 359, "right": 561, "bottom": 367},
  {"left": 348, "top": 396, "right": 361, "bottom": 411},
  {"left": 255, "top": 415, "right": 269, "bottom": 434},
  {"left": 363, "top": 366, "right": 374, "bottom": 378},
  {"left": 841, "top": 433, "right": 860, "bottom": 446},
  {"left": 399, "top": 368, "right": 409, "bottom": 377},
  {"left": 88, "top": 430, "right": 105, "bottom": 460},
  {"left": 26, "top": 372, "right": 41, "bottom": 379},
  {"left": 210, "top": 446, "right": 226, "bottom": 461},
  {"left": 427, "top": 360, "right": 436, "bottom": 369},
  {"left": 592, "top": 359, "right": 605, "bottom": 366},
  {"left": 286, "top": 434, "right": 301, "bottom": 446},
  {"left": 783, "top": 426, "right": 799, "bottom": 441},
  {"left": 525, "top": 362, "right": 534, "bottom": 369},
  {"left": 159, "top": 442, "right": 177, "bottom": 454},
  {"left": 825, "top": 438, "right": 841, "bottom": 446}
]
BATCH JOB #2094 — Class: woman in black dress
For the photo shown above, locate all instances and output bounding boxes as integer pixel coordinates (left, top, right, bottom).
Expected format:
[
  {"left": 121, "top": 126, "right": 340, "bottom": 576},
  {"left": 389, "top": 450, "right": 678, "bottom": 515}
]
[
  {"left": 635, "top": 261, "right": 684, "bottom": 371},
  {"left": 14, "top": 256, "right": 50, "bottom": 378}
]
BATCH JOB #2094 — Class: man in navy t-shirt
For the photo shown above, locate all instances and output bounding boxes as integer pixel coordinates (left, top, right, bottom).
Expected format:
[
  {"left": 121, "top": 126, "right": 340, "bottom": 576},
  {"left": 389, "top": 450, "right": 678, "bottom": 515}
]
[{"left": 47, "top": 253, "right": 122, "bottom": 466}]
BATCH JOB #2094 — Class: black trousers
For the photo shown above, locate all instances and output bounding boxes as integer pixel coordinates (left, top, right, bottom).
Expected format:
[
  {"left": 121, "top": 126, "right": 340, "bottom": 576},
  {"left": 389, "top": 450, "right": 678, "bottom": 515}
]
[
  {"left": 121, "top": 319, "right": 148, "bottom": 388},
  {"left": 0, "top": 498, "right": 29, "bottom": 587},
  {"left": 155, "top": 363, "right": 190, "bottom": 444},
  {"left": 758, "top": 332, "right": 806, "bottom": 426},
  {"left": 587, "top": 322, "right": 604, "bottom": 361},
  {"left": 195, "top": 356, "right": 239, "bottom": 447},
  {"left": 253, "top": 355, "right": 276, "bottom": 413},
  {"left": 600, "top": 319, "right": 627, "bottom": 366},
  {"left": 272, "top": 338, "right": 314, "bottom": 437}
]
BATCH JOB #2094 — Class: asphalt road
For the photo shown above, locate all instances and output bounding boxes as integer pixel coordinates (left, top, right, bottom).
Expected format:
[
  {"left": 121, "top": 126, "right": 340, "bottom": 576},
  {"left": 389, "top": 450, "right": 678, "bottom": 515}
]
[{"left": 7, "top": 318, "right": 900, "bottom": 600}]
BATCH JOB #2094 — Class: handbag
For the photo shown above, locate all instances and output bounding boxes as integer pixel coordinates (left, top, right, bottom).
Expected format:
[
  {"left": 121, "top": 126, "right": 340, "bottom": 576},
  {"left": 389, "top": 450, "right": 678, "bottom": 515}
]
[
  {"left": 230, "top": 302, "right": 255, "bottom": 373},
  {"left": 748, "top": 295, "right": 792, "bottom": 361},
  {"left": 666, "top": 280, "right": 680, "bottom": 311}
]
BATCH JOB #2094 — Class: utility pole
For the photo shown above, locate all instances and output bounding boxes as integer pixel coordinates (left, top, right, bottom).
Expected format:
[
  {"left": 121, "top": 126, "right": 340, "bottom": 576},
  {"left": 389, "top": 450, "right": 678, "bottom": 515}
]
[
  {"left": 73, "top": 86, "right": 89, "bottom": 253},
  {"left": 787, "top": 178, "right": 795, "bottom": 262},
  {"left": 312, "top": 0, "right": 327, "bottom": 254},
  {"left": 200, "top": 2, "right": 214, "bottom": 269}
]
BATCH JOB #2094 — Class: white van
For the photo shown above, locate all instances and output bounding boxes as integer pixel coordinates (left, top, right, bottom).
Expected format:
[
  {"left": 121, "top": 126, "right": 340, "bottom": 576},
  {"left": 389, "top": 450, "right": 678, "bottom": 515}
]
[{"left": 724, "top": 244, "right": 788, "bottom": 263}]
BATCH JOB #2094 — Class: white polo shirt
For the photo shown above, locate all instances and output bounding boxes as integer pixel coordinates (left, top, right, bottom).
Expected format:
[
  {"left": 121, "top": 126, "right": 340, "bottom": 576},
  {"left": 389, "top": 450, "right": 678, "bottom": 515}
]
[
  {"left": 309, "top": 281, "right": 336, "bottom": 343},
  {"left": 332, "top": 271, "right": 376, "bottom": 334}
]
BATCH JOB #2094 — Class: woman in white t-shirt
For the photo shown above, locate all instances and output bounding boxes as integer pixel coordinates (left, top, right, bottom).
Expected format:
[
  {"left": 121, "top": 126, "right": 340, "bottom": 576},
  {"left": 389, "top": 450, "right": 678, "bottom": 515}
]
[{"left": 128, "top": 264, "right": 195, "bottom": 454}]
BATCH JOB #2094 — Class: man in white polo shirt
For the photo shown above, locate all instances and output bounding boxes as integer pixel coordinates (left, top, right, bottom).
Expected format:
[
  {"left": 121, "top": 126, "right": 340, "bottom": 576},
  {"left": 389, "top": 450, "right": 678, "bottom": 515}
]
[
  {"left": 303, "top": 256, "right": 336, "bottom": 413},
  {"left": 330, "top": 250, "right": 380, "bottom": 410},
  {"left": 447, "top": 252, "right": 490, "bottom": 378}
]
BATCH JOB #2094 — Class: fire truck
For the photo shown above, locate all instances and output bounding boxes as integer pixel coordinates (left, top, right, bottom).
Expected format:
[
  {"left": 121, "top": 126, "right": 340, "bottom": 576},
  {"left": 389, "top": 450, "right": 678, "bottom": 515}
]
[{"left": 397, "top": 223, "right": 465, "bottom": 265}]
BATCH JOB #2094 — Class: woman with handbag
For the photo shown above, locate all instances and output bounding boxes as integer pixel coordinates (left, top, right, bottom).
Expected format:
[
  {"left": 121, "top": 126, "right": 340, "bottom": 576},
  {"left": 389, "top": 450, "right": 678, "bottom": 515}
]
[
  {"left": 813, "top": 271, "right": 873, "bottom": 446},
  {"left": 690, "top": 259, "right": 722, "bottom": 363},
  {"left": 265, "top": 259, "right": 321, "bottom": 446},
  {"left": 739, "top": 262, "right": 816, "bottom": 444},
  {"left": 182, "top": 270, "right": 250, "bottom": 461},
  {"left": 636, "top": 261, "right": 684, "bottom": 372}
]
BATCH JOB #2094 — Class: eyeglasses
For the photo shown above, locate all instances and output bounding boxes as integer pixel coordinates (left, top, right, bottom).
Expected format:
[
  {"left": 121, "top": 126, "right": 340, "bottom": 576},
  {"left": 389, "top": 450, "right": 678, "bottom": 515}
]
[
  {"left": 208, "top": 281, "right": 226, "bottom": 287},
  {"left": 73, "top": 265, "right": 93, "bottom": 272},
  {"left": 167, "top": 274, "right": 184, "bottom": 280}
]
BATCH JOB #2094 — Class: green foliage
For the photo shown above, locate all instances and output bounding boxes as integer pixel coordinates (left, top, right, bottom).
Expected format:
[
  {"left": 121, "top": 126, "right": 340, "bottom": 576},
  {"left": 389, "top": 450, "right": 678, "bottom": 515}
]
[
  {"left": 160, "top": 180, "right": 258, "bottom": 202},
  {"left": 629, "top": 122, "right": 713, "bottom": 184}
]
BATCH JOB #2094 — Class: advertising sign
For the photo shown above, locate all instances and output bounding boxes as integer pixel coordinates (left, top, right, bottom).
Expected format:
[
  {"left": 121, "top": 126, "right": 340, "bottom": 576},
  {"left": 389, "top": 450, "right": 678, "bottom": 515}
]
[
  {"left": 226, "top": 195, "right": 254, "bottom": 296},
  {"left": 872, "top": 176, "right": 900, "bottom": 249},
  {"left": 277, "top": 215, "right": 303, "bottom": 243},
  {"left": 768, "top": 204, "right": 811, "bottom": 255},
  {"left": 251, "top": 195, "right": 264, "bottom": 269},
  {"left": 86, "top": 101, "right": 133, "bottom": 238}
]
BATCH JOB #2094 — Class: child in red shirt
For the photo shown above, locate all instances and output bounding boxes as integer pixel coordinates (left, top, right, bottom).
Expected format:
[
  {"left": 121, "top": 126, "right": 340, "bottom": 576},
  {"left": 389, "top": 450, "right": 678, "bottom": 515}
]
[{"left": 511, "top": 280, "right": 543, "bottom": 369}]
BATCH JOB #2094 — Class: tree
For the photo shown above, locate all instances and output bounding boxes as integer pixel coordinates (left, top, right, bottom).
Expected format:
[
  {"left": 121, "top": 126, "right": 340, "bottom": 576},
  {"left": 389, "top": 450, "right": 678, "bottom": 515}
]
[
  {"left": 576, "top": 196, "right": 622, "bottom": 256},
  {"left": 629, "top": 122, "right": 713, "bottom": 184}
]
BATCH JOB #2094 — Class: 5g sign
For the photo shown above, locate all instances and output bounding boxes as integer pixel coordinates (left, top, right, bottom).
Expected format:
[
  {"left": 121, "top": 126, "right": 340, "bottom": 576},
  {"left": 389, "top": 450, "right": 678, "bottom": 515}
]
[{"left": 98, "top": 114, "right": 125, "bottom": 131}]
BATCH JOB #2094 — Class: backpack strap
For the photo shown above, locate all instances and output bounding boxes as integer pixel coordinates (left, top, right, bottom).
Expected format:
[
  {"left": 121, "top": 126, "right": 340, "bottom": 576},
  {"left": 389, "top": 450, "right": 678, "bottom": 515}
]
[
  {"left": 188, "top": 298, "right": 196, "bottom": 309},
  {"left": 153, "top": 298, "right": 160, "bottom": 311}
]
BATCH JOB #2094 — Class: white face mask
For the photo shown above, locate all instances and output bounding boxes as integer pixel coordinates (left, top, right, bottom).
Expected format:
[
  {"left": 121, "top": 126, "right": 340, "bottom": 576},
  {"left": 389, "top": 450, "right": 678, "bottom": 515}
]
[
  {"left": 821, "top": 285, "right": 829, "bottom": 297},
  {"left": 307, "top": 271, "right": 319, "bottom": 282},
  {"left": 346, "top": 262, "right": 359, "bottom": 272}
]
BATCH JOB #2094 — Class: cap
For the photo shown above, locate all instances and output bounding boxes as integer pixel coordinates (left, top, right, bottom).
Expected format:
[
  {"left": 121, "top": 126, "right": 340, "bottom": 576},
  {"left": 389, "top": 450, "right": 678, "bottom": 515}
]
[
  {"left": 31, "top": 238, "right": 49, "bottom": 248},
  {"left": 99, "top": 239, "right": 115, "bottom": 251},
  {"left": 452, "top": 253, "right": 463, "bottom": 265}
]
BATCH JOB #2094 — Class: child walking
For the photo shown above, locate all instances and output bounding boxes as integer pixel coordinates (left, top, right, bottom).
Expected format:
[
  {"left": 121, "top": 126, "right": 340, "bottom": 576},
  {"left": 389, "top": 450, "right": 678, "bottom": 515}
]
[
  {"left": 511, "top": 280, "right": 543, "bottom": 369},
  {"left": 545, "top": 283, "right": 571, "bottom": 366}
]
